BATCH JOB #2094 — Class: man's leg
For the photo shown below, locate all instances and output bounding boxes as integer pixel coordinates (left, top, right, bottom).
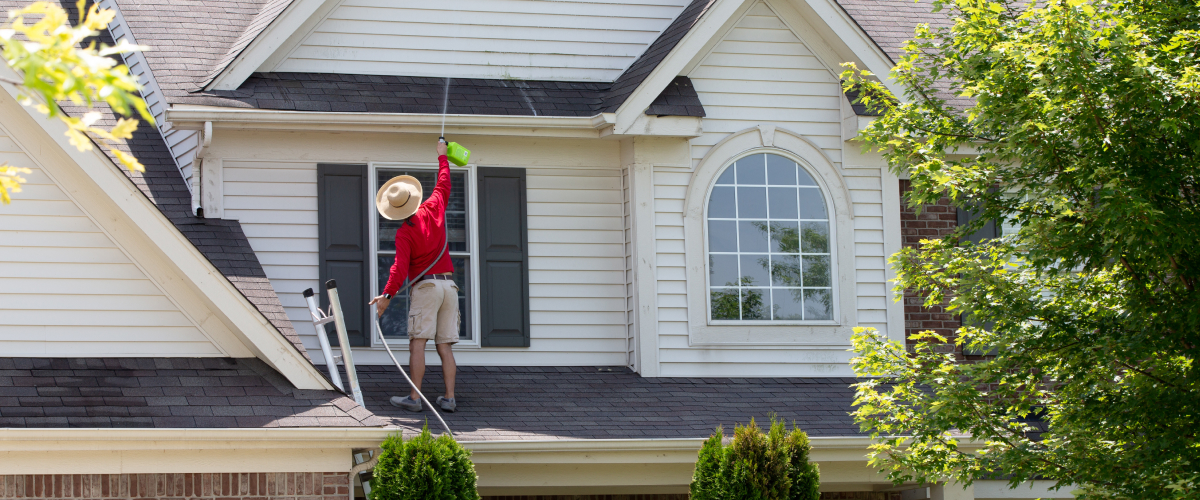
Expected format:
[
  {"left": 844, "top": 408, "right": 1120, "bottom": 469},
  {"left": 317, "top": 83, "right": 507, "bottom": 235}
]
[
  {"left": 436, "top": 343, "right": 456, "bottom": 399},
  {"left": 408, "top": 338, "right": 428, "bottom": 401}
]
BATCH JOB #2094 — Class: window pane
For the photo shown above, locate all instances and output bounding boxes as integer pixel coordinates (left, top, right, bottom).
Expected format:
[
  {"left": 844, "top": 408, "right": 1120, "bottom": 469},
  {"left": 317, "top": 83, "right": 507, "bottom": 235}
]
[
  {"left": 709, "top": 254, "right": 739, "bottom": 287},
  {"left": 802, "top": 255, "right": 831, "bottom": 287},
  {"left": 739, "top": 254, "right": 770, "bottom": 286},
  {"left": 771, "top": 289, "right": 803, "bottom": 320},
  {"left": 767, "top": 155, "right": 797, "bottom": 185},
  {"left": 377, "top": 254, "right": 410, "bottom": 338},
  {"left": 738, "top": 220, "right": 769, "bottom": 252},
  {"left": 769, "top": 221, "right": 799, "bottom": 253},
  {"left": 803, "top": 289, "right": 832, "bottom": 320},
  {"left": 797, "top": 167, "right": 817, "bottom": 186},
  {"left": 737, "top": 186, "right": 767, "bottom": 219},
  {"left": 768, "top": 187, "right": 797, "bottom": 219},
  {"left": 709, "top": 220, "right": 738, "bottom": 252},
  {"left": 770, "top": 254, "right": 801, "bottom": 287},
  {"left": 711, "top": 288, "right": 741, "bottom": 320},
  {"left": 741, "top": 288, "right": 768, "bottom": 319},
  {"left": 715, "top": 167, "right": 735, "bottom": 185},
  {"left": 735, "top": 155, "right": 766, "bottom": 184},
  {"left": 708, "top": 186, "right": 736, "bottom": 218},
  {"left": 801, "top": 221, "right": 830, "bottom": 253},
  {"left": 798, "top": 187, "right": 826, "bottom": 219}
]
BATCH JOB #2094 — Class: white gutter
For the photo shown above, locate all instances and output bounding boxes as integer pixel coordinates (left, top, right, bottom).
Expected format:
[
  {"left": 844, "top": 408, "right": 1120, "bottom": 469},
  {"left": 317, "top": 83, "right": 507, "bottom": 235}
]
[{"left": 168, "top": 105, "right": 621, "bottom": 138}]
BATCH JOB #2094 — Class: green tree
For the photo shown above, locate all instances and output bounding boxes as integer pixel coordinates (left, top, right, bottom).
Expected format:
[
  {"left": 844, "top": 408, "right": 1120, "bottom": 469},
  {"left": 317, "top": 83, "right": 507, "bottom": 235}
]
[
  {"left": 842, "top": 0, "right": 1200, "bottom": 498},
  {"left": 0, "top": 1, "right": 152, "bottom": 203},
  {"left": 690, "top": 417, "right": 819, "bottom": 500},
  {"left": 369, "top": 427, "right": 479, "bottom": 500}
]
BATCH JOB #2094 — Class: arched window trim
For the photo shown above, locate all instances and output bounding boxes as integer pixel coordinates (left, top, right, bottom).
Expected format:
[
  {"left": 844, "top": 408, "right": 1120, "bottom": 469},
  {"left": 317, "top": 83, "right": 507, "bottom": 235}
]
[
  {"left": 683, "top": 126, "right": 857, "bottom": 346},
  {"left": 702, "top": 148, "right": 841, "bottom": 326}
]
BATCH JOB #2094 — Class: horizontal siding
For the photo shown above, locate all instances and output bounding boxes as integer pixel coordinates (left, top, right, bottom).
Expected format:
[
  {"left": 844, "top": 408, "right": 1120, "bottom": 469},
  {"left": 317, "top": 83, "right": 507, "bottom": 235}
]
[
  {"left": 274, "top": 0, "right": 691, "bottom": 81},
  {"left": 652, "top": 2, "right": 880, "bottom": 376},
  {"left": 223, "top": 160, "right": 628, "bottom": 365},
  {"left": 687, "top": 2, "right": 843, "bottom": 168},
  {"left": 0, "top": 135, "right": 218, "bottom": 357}
]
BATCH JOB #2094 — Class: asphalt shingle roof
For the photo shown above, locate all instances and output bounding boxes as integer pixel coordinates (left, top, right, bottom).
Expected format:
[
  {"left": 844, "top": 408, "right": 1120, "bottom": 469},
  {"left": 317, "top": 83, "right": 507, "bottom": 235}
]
[
  {"left": 355, "top": 366, "right": 864, "bottom": 441},
  {"left": 835, "top": 0, "right": 972, "bottom": 111},
  {"left": 0, "top": 358, "right": 382, "bottom": 428},
  {"left": 106, "top": 0, "right": 706, "bottom": 117},
  {"left": 600, "top": 0, "right": 717, "bottom": 113}
]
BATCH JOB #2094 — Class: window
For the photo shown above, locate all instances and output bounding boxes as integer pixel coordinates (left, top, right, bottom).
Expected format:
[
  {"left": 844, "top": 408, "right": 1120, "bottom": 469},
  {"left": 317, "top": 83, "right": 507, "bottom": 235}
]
[
  {"left": 706, "top": 153, "right": 833, "bottom": 322},
  {"left": 373, "top": 166, "right": 474, "bottom": 341}
]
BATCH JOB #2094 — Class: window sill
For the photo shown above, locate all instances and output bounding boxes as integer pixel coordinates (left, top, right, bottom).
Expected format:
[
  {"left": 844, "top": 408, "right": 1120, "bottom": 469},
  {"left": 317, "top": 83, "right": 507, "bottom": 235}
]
[{"left": 688, "top": 323, "right": 853, "bottom": 346}]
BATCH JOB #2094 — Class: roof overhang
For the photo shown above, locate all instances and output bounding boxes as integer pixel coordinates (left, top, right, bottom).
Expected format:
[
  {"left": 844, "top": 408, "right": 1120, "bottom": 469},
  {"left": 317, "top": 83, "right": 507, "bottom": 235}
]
[
  {"left": 167, "top": 106, "right": 703, "bottom": 139},
  {"left": 0, "top": 427, "right": 875, "bottom": 474}
]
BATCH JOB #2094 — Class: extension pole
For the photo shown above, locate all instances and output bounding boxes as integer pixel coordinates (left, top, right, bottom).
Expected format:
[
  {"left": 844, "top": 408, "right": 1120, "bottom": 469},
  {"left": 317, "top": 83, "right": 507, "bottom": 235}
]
[{"left": 326, "top": 279, "right": 364, "bottom": 407}]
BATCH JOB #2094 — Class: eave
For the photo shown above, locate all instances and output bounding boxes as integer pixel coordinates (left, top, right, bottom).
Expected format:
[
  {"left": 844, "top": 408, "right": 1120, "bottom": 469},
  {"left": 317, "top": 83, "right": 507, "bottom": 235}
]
[{"left": 167, "top": 106, "right": 703, "bottom": 139}]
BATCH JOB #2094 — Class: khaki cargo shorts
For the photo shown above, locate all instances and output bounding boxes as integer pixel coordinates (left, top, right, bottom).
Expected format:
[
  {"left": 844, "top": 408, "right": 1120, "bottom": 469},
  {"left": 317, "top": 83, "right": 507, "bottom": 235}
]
[{"left": 408, "top": 278, "right": 460, "bottom": 344}]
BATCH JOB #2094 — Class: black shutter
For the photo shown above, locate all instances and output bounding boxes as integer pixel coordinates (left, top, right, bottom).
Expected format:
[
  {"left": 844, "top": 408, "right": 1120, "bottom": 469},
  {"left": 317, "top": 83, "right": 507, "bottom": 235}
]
[
  {"left": 477, "top": 167, "right": 530, "bottom": 347},
  {"left": 317, "top": 164, "right": 370, "bottom": 347},
  {"left": 956, "top": 205, "right": 1000, "bottom": 244}
]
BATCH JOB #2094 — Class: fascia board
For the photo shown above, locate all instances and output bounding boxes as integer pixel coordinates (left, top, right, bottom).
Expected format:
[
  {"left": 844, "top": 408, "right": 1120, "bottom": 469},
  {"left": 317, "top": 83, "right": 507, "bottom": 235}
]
[
  {"left": 611, "top": 0, "right": 756, "bottom": 134},
  {"left": 169, "top": 107, "right": 651, "bottom": 138},
  {"left": 207, "top": 0, "right": 337, "bottom": 91},
  {"left": 800, "top": 0, "right": 909, "bottom": 101},
  {"left": 0, "top": 66, "right": 333, "bottom": 391},
  {"left": 0, "top": 428, "right": 891, "bottom": 457}
]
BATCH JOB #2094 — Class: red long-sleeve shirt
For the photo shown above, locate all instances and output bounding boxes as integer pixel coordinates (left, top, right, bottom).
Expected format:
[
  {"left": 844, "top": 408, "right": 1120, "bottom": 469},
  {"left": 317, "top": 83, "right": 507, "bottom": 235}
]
[{"left": 382, "top": 155, "right": 454, "bottom": 296}]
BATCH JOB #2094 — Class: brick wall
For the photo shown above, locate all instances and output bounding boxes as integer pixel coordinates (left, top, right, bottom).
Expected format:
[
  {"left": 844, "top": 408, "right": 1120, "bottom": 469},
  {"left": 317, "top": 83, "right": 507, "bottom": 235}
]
[
  {"left": 481, "top": 496, "right": 688, "bottom": 500},
  {"left": 898, "top": 180, "right": 962, "bottom": 355},
  {"left": 0, "top": 473, "right": 347, "bottom": 499}
]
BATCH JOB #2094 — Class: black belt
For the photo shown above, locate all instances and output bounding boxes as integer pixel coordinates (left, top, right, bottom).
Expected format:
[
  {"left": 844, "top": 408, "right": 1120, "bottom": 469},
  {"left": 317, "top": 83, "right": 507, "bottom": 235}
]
[{"left": 418, "top": 274, "right": 453, "bottom": 282}]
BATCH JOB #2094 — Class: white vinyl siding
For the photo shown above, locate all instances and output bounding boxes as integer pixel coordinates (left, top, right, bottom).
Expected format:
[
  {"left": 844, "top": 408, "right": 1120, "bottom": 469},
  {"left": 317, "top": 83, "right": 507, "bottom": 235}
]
[
  {"left": 222, "top": 160, "right": 629, "bottom": 366},
  {"left": 649, "top": 1, "right": 886, "bottom": 376},
  {"left": 0, "top": 131, "right": 218, "bottom": 356},
  {"left": 270, "top": 0, "right": 692, "bottom": 82},
  {"left": 687, "top": 2, "right": 843, "bottom": 166}
]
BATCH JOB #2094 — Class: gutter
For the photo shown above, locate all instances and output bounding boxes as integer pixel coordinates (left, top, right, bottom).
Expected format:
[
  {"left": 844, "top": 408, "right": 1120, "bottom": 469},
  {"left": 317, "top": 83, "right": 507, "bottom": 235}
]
[
  {"left": 0, "top": 427, "right": 876, "bottom": 453},
  {"left": 167, "top": 106, "right": 702, "bottom": 139},
  {"left": 168, "top": 105, "right": 620, "bottom": 138}
]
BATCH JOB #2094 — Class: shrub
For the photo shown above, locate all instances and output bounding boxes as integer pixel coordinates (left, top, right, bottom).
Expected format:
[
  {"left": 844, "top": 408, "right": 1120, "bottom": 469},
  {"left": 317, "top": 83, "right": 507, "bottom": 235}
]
[
  {"left": 369, "top": 426, "right": 479, "bottom": 500},
  {"left": 691, "top": 417, "right": 820, "bottom": 500}
]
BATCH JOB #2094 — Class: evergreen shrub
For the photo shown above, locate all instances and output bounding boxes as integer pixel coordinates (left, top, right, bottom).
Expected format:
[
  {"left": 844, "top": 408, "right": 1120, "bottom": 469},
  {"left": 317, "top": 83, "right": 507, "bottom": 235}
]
[
  {"left": 691, "top": 417, "right": 820, "bottom": 500},
  {"left": 369, "top": 426, "right": 479, "bottom": 500}
]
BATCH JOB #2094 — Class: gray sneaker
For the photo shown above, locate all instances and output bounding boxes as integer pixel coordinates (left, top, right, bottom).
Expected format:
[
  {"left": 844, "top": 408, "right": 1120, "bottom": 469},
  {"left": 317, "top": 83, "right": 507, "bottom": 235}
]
[
  {"left": 389, "top": 395, "right": 421, "bottom": 412},
  {"left": 436, "top": 396, "right": 456, "bottom": 412}
]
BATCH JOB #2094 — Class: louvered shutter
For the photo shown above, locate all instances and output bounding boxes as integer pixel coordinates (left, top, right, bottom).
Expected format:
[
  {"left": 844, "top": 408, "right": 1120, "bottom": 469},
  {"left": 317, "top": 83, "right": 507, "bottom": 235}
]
[
  {"left": 317, "top": 163, "right": 370, "bottom": 347},
  {"left": 476, "top": 167, "right": 530, "bottom": 347}
]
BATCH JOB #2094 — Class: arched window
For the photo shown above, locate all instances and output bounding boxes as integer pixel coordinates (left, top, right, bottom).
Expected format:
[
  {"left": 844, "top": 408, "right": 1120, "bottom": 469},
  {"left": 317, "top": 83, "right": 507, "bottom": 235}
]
[{"left": 706, "top": 153, "right": 832, "bottom": 322}]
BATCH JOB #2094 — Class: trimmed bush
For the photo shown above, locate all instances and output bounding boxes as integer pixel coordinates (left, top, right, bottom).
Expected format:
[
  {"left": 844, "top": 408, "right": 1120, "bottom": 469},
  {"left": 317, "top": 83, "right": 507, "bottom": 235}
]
[
  {"left": 691, "top": 417, "right": 820, "bottom": 500},
  {"left": 369, "top": 426, "right": 479, "bottom": 500}
]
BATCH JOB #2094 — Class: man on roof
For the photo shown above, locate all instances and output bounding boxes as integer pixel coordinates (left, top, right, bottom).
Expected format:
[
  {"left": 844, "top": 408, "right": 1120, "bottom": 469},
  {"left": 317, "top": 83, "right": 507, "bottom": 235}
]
[{"left": 370, "top": 139, "right": 459, "bottom": 413}]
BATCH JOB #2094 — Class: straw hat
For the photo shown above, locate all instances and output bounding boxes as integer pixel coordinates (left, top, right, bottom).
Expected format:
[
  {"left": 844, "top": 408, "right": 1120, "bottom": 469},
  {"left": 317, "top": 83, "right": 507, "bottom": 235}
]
[{"left": 376, "top": 175, "right": 423, "bottom": 220}]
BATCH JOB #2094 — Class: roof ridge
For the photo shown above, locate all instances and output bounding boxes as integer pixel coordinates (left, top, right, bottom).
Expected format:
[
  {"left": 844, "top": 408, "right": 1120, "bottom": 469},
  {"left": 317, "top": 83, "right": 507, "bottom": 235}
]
[{"left": 198, "top": 0, "right": 297, "bottom": 91}]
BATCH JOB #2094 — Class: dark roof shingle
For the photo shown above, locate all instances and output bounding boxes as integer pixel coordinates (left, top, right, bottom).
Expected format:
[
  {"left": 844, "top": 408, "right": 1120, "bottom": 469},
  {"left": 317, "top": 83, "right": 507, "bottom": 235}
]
[
  {"left": 0, "top": 358, "right": 382, "bottom": 428},
  {"left": 356, "top": 366, "right": 864, "bottom": 441}
]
